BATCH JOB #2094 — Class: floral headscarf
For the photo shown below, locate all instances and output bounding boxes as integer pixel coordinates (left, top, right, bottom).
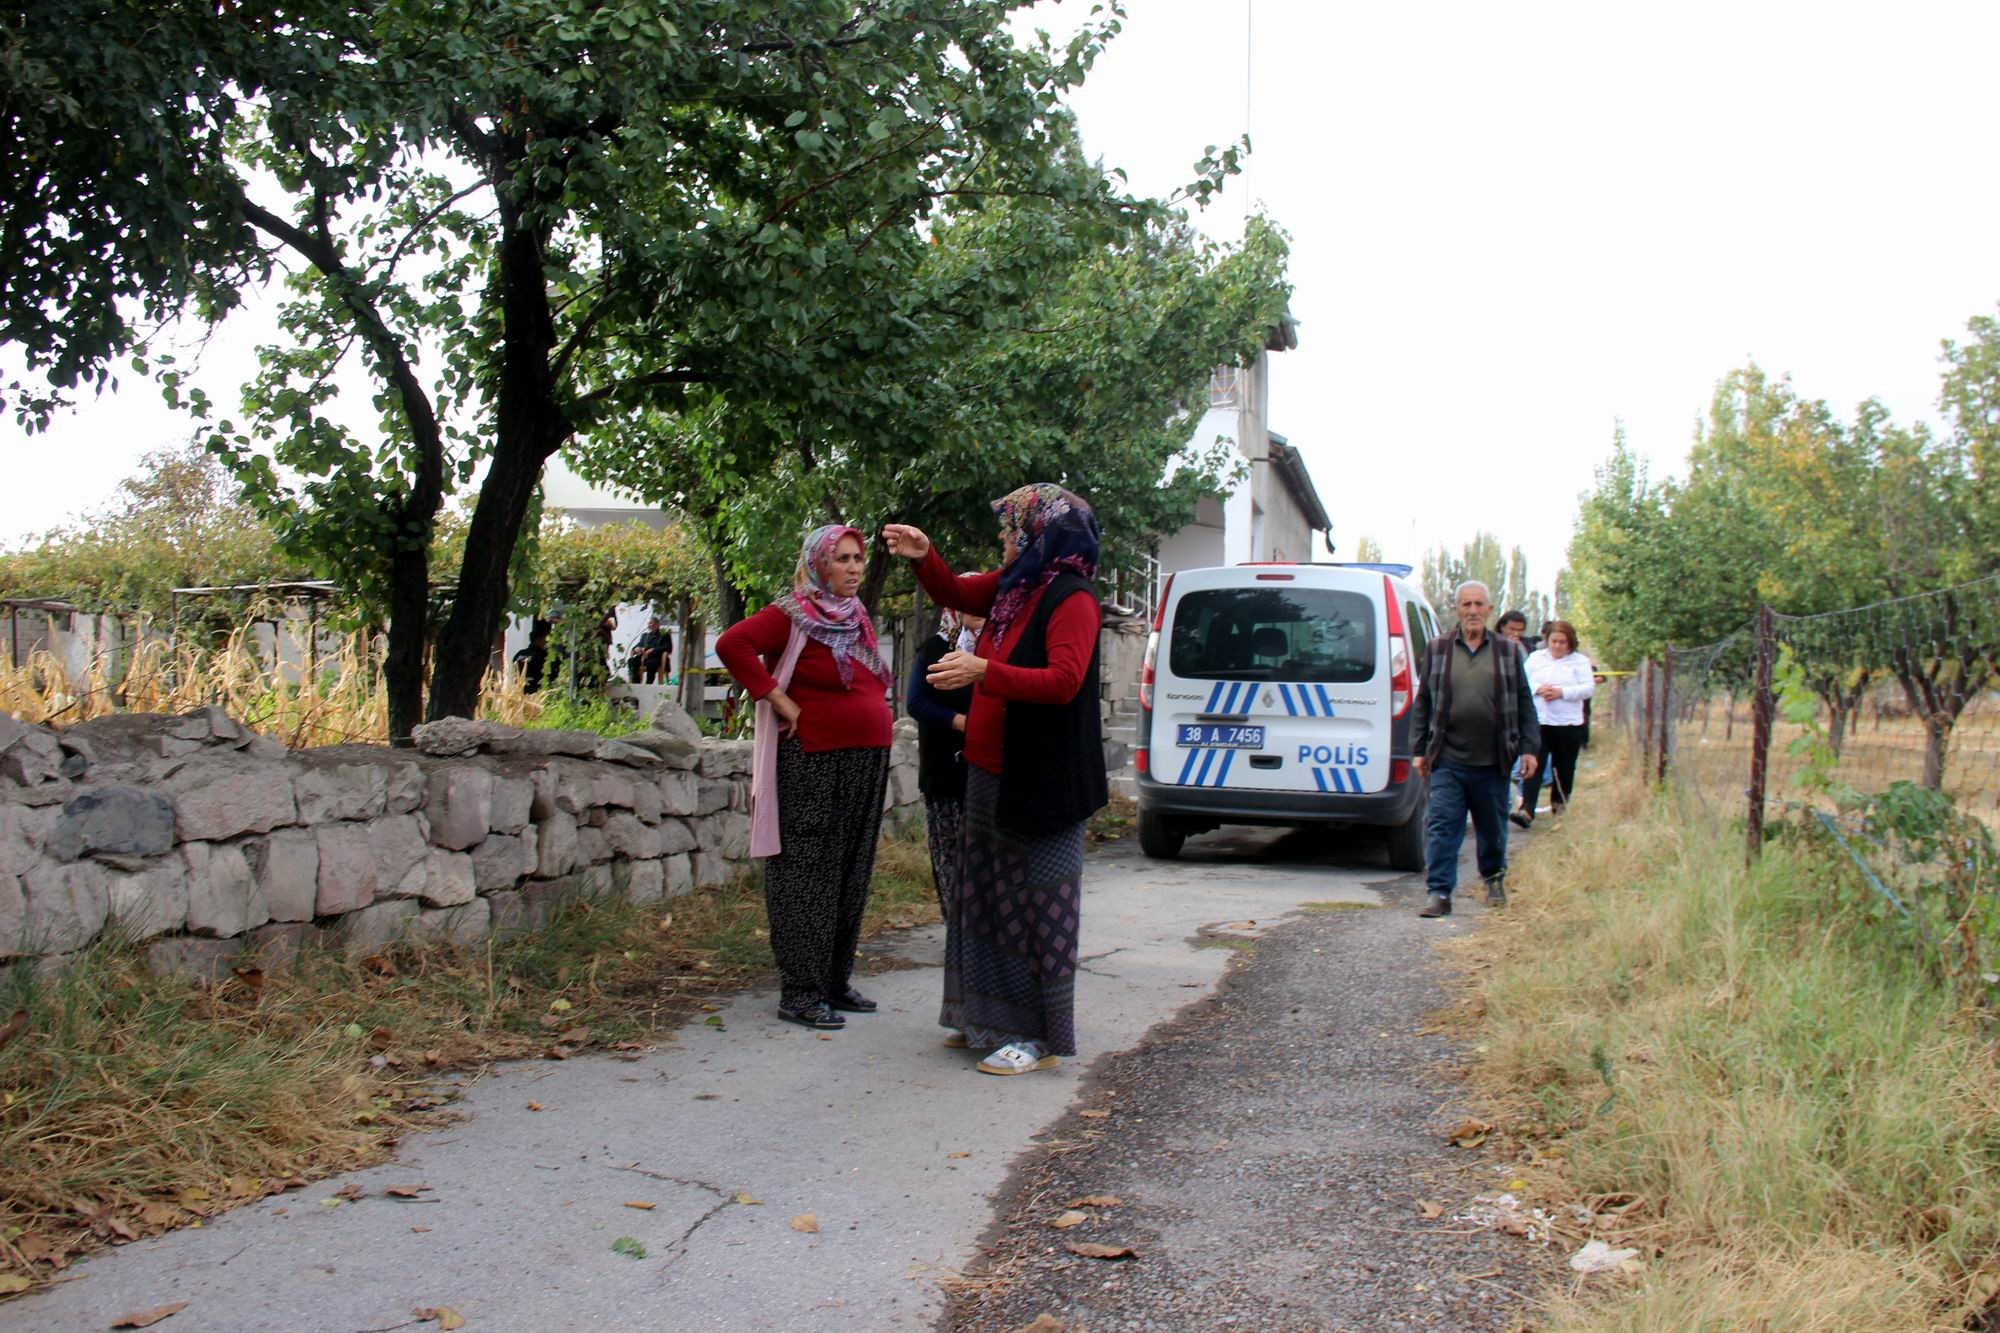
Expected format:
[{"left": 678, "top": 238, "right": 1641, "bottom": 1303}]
[
  {"left": 938, "top": 608, "right": 979, "bottom": 654},
  {"left": 774, "top": 523, "right": 889, "bottom": 687},
  {"left": 986, "top": 484, "right": 1100, "bottom": 642}
]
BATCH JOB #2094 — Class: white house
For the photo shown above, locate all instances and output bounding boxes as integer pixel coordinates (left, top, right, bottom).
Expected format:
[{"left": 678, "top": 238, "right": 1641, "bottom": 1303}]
[{"left": 1155, "top": 312, "right": 1331, "bottom": 577}]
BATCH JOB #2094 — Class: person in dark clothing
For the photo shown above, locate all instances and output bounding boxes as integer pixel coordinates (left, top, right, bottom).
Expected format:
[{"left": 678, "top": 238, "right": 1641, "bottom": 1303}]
[
  {"left": 626, "top": 615, "right": 674, "bottom": 683},
  {"left": 512, "top": 621, "right": 552, "bottom": 694},
  {"left": 904, "top": 608, "right": 988, "bottom": 918},
  {"left": 885, "top": 484, "right": 1107, "bottom": 1079},
  {"left": 1409, "top": 581, "right": 1540, "bottom": 918}
]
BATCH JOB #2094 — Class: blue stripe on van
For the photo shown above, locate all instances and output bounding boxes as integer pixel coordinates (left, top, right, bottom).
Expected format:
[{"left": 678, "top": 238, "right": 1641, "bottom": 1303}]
[
  {"left": 1298, "top": 686, "right": 1316, "bottom": 718},
  {"left": 1278, "top": 684, "right": 1298, "bottom": 716},
  {"left": 1214, "top": 750, "right": 1236, "bottom": 787},
  {"left": 1193, "top": 748, "right": 1218, "bottom": 787},
  {"left": 1316, "top": 684, "right": 1336, "bottom": 715},
  {"left": 1312, "top": 767, "right": 1328, "bottom": 793},
  {"left": 1325, "top": 767, "right": 1346, "bottom": 793},
  {"left": 1205, "top": 681, "right": 1226, "bottom": 713},
  {"left": 1347, "top": 767, "right": 1363, "bottom": 793},
  {"left": 1220, "top": 682, "right": 1242, "bottom": 715},
  {"left": 1176, "top": 747, "right": 1201, "bottom": 785}
]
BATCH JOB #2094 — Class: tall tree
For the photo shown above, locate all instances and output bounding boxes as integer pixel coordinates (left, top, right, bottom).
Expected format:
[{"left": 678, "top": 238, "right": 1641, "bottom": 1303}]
[
  {"left": 1352, "top": 534, "right": 1385, "bottom": 563},
  {"left": 4, "top": 0, "right": 1194, "bottom": 742}
]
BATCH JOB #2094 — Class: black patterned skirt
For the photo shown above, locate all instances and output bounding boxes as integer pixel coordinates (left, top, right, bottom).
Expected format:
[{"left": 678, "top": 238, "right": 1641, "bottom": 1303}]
[
  {"left": 923, "top": 796, "right": 963, "bottom": 920},
  {"left": 940, "top": 765, "right": 1084, "bottom": 1056}
]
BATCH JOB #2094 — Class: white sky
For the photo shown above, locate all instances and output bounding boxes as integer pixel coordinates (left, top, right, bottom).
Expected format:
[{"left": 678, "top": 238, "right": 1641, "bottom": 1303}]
[{"left": 8, "top": 0, "right": 2000, "bottom": 602}]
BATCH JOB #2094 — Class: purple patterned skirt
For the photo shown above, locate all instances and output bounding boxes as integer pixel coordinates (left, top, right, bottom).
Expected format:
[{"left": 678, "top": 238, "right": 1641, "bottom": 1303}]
[{"left": 940, "top": 765, "right": 1084, "bottom": 1056}]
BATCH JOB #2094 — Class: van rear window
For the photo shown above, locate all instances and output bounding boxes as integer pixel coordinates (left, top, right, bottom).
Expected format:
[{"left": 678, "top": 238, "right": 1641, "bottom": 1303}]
[{"left": 1168, "top": 588, "right": 1377, "bottom": 682}]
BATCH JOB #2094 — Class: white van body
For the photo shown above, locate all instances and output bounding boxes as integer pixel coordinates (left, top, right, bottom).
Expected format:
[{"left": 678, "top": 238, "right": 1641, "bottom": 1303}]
[{"left": 1133, "top": 563, "right": 1440, "bottom": 867}]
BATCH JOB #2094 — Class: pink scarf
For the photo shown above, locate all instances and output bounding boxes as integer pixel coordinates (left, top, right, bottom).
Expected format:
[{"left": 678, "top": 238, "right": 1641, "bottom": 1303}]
[{"left": 750, "top": 623, "right": 809, "bottom": 859}]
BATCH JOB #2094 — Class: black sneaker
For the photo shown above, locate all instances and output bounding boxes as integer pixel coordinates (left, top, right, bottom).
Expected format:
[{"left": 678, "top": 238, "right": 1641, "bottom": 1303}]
[
  {"left": 778, "top": 1001, "right": 845, "bottom": 1030},
  {"left": 1485, "top": 879, "right": 1508, "bottom": 908},
  {"left": 1417, "top": 892, "right": 1452, "bottom": 918},
  {"left": 1509, "top": 808, "right": 1533, "bottom": 829}
]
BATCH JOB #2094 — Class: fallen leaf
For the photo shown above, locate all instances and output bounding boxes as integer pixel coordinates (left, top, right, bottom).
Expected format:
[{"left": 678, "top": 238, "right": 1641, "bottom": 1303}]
[
  {"left": 734, "top": 1193, "right": 762, "bottom": 1206},
  {"left": 15, "top": 1234, "right": 59, "bottom": 1263},
  {"left": 414, "top": 1305, "right": 466, "bottom": 1330},
  {"left": 557, "top": 1026, "right": 591, "bottom": 1045},
  {"left": 230, "top": 966, "right": 266, "bottom": 994},
  {"left": 138, "top": 1203, "right": 178, "bottom": 1228},
  {"left": 333, "top": 1183, "right": 365, "bottom": 1202},
  {"left": 548, "top": 998, "right": 573, "bottom": 1013},
  {"left": 1064, "top": 1242, "right": 1136, "bottom": 1260},
  {"left": 1077, "top": 1109, "right": 1110, "bottom": 1120},
  {"left": 525, "top": 1101, "right": 544, "bottom": 1112},
  {"left": 385, "top": 1185, "right": 431, "bottom": 1199},
  {"left": 1049, "top": 1211, "right": 1089, "bottom": 1230},
  {"left": 423, "top": 1049, "right": 443, "bottom": 1065},
  {"left": 545, "top": 1045, "right": 572, "bottom": 1060},
  {"left": 610, "top": 1235, "right": 646, "bottom": 1259},
  {"left": 410, "top": 1226, "right": 431, "bottom": 1234},
  {"left": 704, "top": 1015, "right": 725, "bottom": 1029},
  {"left": 1013, "top": 1319, "right": 1066, "bottom": 1333},
  {"left": 692, "top": 1093, "right": 719, "bottom": 1101},
  {"left": 0, "top": 1009, "right": 30, "bottom": 1052},
  {"left": 946, "top": 1152, "right": 970, "bottom": 1160},
  {"left": 790, "top": 1213, "right": 819, "bottom": 1233},
  {"left": 111, "top": 1302, "right": 188, "bottom": 1328},
  {"left": 624, "top": 1201, "right": 655, "bottom": 1211},
  {"left": 361, "top": 955, "right": 395, "bottom": 977},
  {"left": 179, "top": 1186, "right": 210, "bottom": 1204},
  {"left": 1066, "top": 1195, "right": 1123, "bottom": 1209},
  {"left": 1446, "top": 1118, "right": 1492, "bottom": 1149},
  {"left": 1417, "top": 1199, "right": 1446, "bottom": 1220},
  {"left": 343, "top": 1021, "right": 366, "bottom": 1039},
  {"left": 0, "top": 1275, "right": 32, "bottom": 1295},
  {"left": 609, "top": 1041, "right": 646, "bottom": 1052},
  {"left": 367, "top": 1026, "right": 395, "bottom": 1051}
]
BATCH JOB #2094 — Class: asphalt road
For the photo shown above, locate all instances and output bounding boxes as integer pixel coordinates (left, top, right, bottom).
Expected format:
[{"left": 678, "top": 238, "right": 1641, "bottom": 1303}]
[{"left": 9, "top": 824, "right": 1412, "bottom": 1332}]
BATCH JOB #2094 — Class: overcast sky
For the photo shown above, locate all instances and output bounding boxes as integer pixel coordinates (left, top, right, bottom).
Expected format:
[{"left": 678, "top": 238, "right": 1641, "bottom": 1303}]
[{"left": 7, "top": 0, "right": 1999, "bottom": 601}]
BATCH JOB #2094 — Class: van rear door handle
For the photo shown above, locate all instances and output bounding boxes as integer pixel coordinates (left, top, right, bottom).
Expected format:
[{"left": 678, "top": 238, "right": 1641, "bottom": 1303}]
[{"left": 1249, "top": 755, "right": 1281, "bottom": 769}]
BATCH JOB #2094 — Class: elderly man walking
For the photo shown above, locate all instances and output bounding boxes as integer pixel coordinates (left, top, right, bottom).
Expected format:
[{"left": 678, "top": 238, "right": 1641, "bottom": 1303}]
[{"left": 1409, "top": 582, "right": 1540, "bottom": 917}]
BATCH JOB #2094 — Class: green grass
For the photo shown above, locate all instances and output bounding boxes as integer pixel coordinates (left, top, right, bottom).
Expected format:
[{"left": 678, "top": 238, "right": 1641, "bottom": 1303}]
[{"left": 1452, "top": 749, "right": 2000, "bottom": 1329}]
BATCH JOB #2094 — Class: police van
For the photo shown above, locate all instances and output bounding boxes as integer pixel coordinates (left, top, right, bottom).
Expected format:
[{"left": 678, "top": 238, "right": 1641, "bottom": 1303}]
[{"left": 1133, "top": 562, "right": 1441, "bottom": 869}]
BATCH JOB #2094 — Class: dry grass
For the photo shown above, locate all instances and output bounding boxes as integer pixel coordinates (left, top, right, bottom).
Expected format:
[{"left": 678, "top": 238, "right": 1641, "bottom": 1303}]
[
  {"left": 0, "top": 632, "right": 541, "bottom": 747},
  {"left": 1446, "top": 743, "right": 2000, "bottom": 1330},
  {"left": 0, "top": 820, "right": 942, "bottom": 1295}
]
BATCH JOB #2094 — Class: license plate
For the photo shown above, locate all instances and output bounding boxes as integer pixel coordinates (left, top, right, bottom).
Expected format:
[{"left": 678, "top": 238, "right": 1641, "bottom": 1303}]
[{"left": 1177, "top": 724, "right": 1266, "bottom": 749}]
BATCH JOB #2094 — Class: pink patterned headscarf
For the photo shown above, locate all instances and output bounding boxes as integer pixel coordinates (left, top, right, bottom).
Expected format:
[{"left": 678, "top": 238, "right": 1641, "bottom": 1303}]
[
  {"left": 986, "top": 484, "right": 1100, "bottom": 642},
  {"left": 774, "top": 523, "right": 889, "bottom": 687}
]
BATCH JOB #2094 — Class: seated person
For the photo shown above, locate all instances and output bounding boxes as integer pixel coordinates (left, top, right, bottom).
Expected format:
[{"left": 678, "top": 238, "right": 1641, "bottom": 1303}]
[{"left": 626, "top": 615, "right": 674, "bottom": 683}]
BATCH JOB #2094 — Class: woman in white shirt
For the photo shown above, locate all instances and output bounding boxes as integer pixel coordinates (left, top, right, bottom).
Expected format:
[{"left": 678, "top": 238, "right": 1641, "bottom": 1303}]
[{"left": 1512, "top": 620, "right": 1595, "bottom": 826}]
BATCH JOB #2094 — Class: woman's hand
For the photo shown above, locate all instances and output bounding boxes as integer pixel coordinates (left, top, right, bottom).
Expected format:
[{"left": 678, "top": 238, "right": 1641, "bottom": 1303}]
[
  {"left": 882, "top": 524, "right": 932, "bottom": 560},
  {"left": 926, "top": 651, "right": 987, "bottom": 691},
  {"left": 1536, "top": 683, "right": 1563, "bottom": 701},
  {"left": 951, "top": 713, "right": 967, "bottom": 733},
  {"left": 765, "top": 687, "right": 802, "bottom": 737}
]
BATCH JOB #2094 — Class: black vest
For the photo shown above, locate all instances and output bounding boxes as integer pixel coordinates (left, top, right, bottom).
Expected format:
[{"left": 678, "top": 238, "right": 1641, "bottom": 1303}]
[{"left": 996, "top": 574, "right": 1109, "bottom": 836}]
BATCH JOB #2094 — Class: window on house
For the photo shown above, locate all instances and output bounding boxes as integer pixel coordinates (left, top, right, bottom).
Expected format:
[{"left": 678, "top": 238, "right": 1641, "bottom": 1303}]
[{"left": 1208, "top": 365, "right": 1238, "bottom": 407}]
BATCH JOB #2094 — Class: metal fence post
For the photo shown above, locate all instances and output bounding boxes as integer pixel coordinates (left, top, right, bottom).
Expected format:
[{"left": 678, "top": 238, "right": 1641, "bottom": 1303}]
[
  {"left": 1746, "top": 605, "right": 1777, "bottom": 860},
  {"left": 1657, "top": 651, "right": 1674, "bottom": 784}
]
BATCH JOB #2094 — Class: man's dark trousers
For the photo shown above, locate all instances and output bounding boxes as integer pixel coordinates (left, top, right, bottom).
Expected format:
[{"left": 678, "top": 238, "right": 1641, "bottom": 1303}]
[{"left": 1424, "top": 758, "right": 1510, "bottom": 900}]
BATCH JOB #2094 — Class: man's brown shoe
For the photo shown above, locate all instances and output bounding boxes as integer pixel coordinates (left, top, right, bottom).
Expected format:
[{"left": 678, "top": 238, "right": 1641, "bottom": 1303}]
[
  {"left": 1485, "top": 880, "right": 1508, "bottom": 908},
  {"left": 1417, "top": 892, "right": 1452, "bottom": 918}
]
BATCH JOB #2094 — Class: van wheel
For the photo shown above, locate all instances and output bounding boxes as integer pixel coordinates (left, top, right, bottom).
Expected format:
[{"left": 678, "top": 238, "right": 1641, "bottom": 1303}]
[
  {"left": 1138, "top": 810, "right": 1185, "bottom": 860},
  {"left": 1385, "top": 802, "right": 1427, "bottom": 873}
]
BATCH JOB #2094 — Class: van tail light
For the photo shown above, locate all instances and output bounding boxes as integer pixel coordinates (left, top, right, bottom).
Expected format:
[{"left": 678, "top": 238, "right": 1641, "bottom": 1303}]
[
  {"left": 1135, "top": 747, "right": 1149, "bottom": 775},
  {"left": 1138, "top": 574, "right": 1174, "bottom": 714},
  {"left": 1384, "top": 575, "right": 1412, "bottom": 720},
  {"left": 1390, "top": 759, "right": 1410, "bottom": 784}
]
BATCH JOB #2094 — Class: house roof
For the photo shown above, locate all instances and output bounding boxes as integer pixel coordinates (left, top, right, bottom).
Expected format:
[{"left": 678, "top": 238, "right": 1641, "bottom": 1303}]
[{"left": 1265, "top": 432, "right": 1331, "bottom": 538}]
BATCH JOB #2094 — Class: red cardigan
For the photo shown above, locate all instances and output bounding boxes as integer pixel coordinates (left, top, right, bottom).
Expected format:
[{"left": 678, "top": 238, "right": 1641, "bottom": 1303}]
[
  {"left": 714, "top": 604, "right": 892, "bottom": 752},
  {"left": 913, "top": 549, "right": 1101, "bottom": 776}
]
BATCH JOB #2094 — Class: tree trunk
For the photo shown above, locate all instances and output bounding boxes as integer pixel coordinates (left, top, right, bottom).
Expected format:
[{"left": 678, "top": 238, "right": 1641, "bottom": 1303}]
[
  {"left": 426, "top": 202, "right": 562, "bottom": 722},
  {"left": 1922, "top": 719, "right": 1948, "bottom": 791},
  {"left": 711, "top": 548, "right": 747, "bottom": 629},
  {"left": 382, "top": 537, "right": 431, "bottom": 745},
  {"left": 858, "top": 530, "right": 895, "bottom": 615}
]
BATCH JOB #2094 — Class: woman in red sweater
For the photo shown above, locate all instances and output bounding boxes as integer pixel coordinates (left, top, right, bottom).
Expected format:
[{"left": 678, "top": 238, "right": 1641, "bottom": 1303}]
[
  {"left": 883, "top": 484, "right": 1107, "bottom": 1076},
  {"left": 716, "top": 524, "right": 893, "bottom": 1031}
]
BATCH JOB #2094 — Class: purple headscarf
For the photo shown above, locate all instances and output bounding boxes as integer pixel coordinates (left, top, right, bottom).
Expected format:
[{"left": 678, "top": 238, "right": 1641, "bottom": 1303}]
[{"left": 986, "top": 484, "right": 1100, "bottom": 642}]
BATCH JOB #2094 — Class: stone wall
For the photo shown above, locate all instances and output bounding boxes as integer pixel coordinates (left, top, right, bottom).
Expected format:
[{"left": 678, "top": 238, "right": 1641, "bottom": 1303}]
[{"left": 0, "top": 705, "right": 923, "bottom": 982}]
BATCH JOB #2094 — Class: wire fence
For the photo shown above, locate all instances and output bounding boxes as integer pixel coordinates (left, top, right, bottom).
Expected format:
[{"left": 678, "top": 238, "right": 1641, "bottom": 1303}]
[{"left": 1603, "top": 576, "right": 2000, "bottom": 998}]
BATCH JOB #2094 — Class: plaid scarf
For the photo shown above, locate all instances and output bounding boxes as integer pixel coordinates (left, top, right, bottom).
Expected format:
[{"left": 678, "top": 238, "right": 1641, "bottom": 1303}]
[{"left": 1421, "top": 630, "right": 1525, "bottom": 766}]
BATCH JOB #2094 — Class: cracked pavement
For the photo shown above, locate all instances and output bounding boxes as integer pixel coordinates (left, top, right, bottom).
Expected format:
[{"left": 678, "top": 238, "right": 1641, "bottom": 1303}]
[{"left": 6, "top": 826, "right": 1389, "bottom": 1331}]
